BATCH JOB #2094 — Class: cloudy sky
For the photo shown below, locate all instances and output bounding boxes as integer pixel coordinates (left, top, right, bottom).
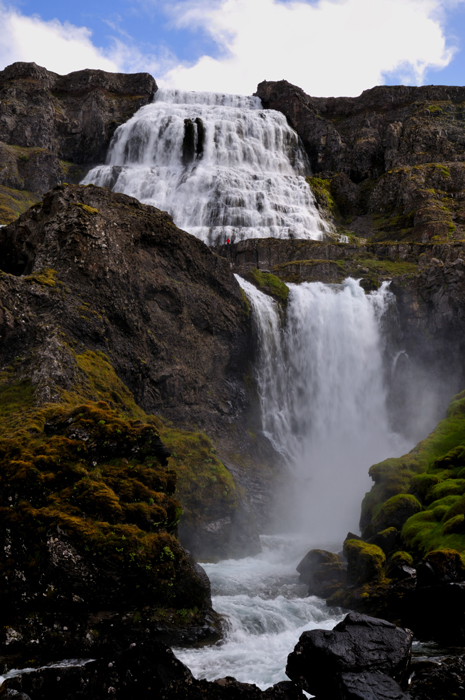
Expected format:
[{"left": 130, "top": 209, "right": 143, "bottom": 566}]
[{"left": 1, "top": 0, "right": 465, "bottom": 97}]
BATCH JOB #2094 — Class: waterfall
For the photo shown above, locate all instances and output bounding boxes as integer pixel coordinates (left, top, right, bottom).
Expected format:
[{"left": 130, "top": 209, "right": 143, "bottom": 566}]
[
  {"left": 83, "top": 89, "right": 332, "bottom": 245},
  {"left": 239, "top": 276, "right": 411, "bottom": 540}
]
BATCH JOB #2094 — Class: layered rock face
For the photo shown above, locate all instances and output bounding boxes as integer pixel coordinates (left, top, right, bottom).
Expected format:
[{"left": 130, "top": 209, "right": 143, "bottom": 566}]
[
  {"left": 0, "top": 62, "right": 156, "bottom": 222},
  {"left": 0, "top": 183, "right": 268, "bottom": 662},
  {"left": 256, "top": 80, "right": 465, "bottom": 242}
]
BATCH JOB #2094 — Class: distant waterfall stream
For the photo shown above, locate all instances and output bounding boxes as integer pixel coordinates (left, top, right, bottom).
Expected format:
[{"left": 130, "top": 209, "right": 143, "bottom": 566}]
[
  {"left": 83, "top": 89, "right": 333, "bottom": 244},
  {"left": 175, "top": 278, "right": 412, "bottom": 689}
]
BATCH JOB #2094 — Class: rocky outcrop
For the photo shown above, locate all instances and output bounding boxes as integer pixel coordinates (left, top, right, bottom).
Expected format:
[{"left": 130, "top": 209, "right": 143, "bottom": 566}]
[
  {"left": 256, "top": 80, "right": 465, "bottom": 242},
  {"left": 0, "top": 185, "right": 272, "bottom": 576},
  {"left": 0, "top": 62, "right": 156, "bottom": 223},
  {"left": 286, "top": 613, "right": 412, "bottom": 699}
]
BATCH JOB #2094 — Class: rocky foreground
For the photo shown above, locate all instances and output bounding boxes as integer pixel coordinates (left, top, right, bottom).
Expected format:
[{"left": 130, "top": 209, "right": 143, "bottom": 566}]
[{"left": 3, "top": 612, "right": 463, "bottom": 699}]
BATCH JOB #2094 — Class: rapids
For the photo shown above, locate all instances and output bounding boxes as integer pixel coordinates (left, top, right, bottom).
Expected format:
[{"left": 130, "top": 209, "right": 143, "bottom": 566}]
[
  {"left": 83, "top": 89, "right": 333, "bottom": 244},
  {"left": 175, "top": 535, "right": 344, "bottom": 689}
]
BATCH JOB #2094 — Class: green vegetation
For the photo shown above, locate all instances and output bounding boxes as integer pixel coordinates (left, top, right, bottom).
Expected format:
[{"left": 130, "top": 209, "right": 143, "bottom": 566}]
[
  {"left": 0, "top": 184, "right": 40, "bottom": 224},
  {"left": 245, "top": 268, "right": 289, "bottom": 303},
  {"left": 344, "top": 539, "right": 386, "bottom": 584},
  {"left": 361, "top": 390, "right": 465, "bottom": 558},
  {"left": 0, "top": 346, "right": 225, "bottom": 612},
  {"left": 71, "top": 202, "right": 99, "bottom": 215},
  {"left": 158, "top": 427, "right": 238, "bottom": 532},
  {"left": 306, "top": 176, "right": 340, "bottom": 220}
]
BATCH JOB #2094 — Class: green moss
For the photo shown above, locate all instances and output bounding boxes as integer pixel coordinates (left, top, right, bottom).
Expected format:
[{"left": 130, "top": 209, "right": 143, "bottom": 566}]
[
  {"left": 159, "top": 428, "right": 238, "bottom": 530},
  {"left": 246, "top": 268, "right": 289, "bottom": 303},
  {"left": 71, "top": 202, "right": 99, "bottom": 215},
  {"left": 389, "top": 550, "right": 413, "bottom": 567},
  {"left": 410, "top": 473, "right": 440, "bottom": 500},
  {"left": 426, "top": 478, "right": 465, "bottom": 504},
  {"left": 306, "top": 176, "right": 340, "bottom": 219},
  {"left": 0, "top": 185, "right": 41, "bottom": 224},
  {"left": 344, "top": 539, "right": 386, "bottom": 584},
  {"left": 24, "top": 268, "right": 61, "bottom": 288},
  {"left": 370, "top": 493, "right": 422, "bottom": 534},
  {"left": 363, "top": 390, "right": 465, "bottom": 557},
  {"left": 240, "top": 288, "right": 250, "bottom": 316}
]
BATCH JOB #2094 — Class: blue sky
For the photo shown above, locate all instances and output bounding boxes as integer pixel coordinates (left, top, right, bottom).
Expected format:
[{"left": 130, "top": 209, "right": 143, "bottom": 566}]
[{"left": 2, "top": 0, "right": 465, "bottom": 96}]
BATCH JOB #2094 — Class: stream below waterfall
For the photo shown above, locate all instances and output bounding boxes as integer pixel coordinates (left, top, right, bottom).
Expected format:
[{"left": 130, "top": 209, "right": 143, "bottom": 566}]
[
  {"left": 174, "top": 277, "right": 417, "bottom": 690},
  {"left": 175, "top": 535, "right": 344, "bottom": 690}
]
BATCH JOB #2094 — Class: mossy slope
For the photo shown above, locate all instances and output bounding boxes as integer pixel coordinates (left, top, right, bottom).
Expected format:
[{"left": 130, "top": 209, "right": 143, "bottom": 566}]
[{"left": 361, "top": 389, "right": 465, "bottom": 558}]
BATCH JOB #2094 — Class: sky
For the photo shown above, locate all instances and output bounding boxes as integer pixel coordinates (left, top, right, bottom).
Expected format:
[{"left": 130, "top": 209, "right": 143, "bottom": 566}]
[{"left": 1, "top": 0, "right": 465, "bottom": 97}]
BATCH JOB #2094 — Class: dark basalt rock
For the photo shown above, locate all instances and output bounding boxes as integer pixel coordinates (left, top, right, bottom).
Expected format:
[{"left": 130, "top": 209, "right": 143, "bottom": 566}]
[
  {"left": 286, "top": 613, "right": 413, "bottom": 697},
  {"left": 2, "top": 639, "right": 193, "bottom": 700},
  {"left": 338, "top": 672, "right": 409, "bottom": 700},
  {"left": 255, "top": 80, "right": 465, "bottom": 244},
  {"left": 0, "top": 62, "right": 156, "bottom": 223},
  {"left": 161, "top": 676, "right": 304, "bottom": 699},
  {"left": 296, "top": 549, "right": 347, "bottom": 597},
  {"left": 409, "top": 656, "right": 465, "bottom": 699}
]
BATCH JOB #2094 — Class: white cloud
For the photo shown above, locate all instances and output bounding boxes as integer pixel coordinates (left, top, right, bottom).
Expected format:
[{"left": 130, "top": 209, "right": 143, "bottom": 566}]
[
  {"left": 0, "top": 4, "right": 119, "bottom": 75},
  {"left": 161, "top": 0, "right": 462, "bottom": 96}
]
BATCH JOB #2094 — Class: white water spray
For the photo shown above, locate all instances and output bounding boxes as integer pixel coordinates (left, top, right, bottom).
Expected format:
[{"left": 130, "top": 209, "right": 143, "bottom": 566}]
[
  {"left": 239, "top": 276, "right": 411, "bottom": 540},
  {"left": 175, "top": 535, "right": 344, "bottom": 689},
  {"left": 83, "top": 89, "right": 332, "bottom": 244}
]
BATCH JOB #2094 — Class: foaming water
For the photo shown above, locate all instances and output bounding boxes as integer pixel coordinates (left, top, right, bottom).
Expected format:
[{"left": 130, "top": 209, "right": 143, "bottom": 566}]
[
  {"left": 238, "top": 277, "right": 412, "bottom": 539},
  {"left": 175, "top": 535, "right": 344, "bottom": 689},
  {"left": 83, "top": 89, "right": 332, "bottom": 244}
]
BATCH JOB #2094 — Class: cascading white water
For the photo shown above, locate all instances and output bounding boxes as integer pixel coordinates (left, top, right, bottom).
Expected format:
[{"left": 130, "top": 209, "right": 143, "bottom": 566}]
[
  {"left": 239, "top": 276, "right": 411, "bottom": 540},
  {"left": 83, "top": 89, "right": 332, "bottom": 245},
  {"left": 175, "top": 535, "right": 344, "bottom": 689}
]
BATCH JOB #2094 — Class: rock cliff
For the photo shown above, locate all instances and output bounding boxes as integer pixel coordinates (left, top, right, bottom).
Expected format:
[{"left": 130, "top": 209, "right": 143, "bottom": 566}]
[
  {"left": 256, "top": 80, "right": 465, "bottom": 243},
  {"left": 0, "top": 62, "right": 156, "bottom": 223},
  {"left": 0, "top": 183, "right": 274, "bottom": 663}
]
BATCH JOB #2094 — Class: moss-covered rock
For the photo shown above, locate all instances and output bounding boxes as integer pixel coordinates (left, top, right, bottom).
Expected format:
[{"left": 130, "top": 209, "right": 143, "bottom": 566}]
[
  {"left": 244, "top": 267, "right": 289, "bottom": 303},
  {"left": 368, "top": 494, "right": 422, "bottom": 536},
  {"left": 367, "top": 527, "right": 399, "bottom": 555},
  {"left": 344, "top": 539, "right": 386, "bottom": 585}
]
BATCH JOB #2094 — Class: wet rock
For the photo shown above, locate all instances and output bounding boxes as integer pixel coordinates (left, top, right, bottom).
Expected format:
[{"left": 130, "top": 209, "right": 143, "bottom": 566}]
[
  {"left": 344, "top": 540, "right": 386, "bottom": 585},
  {"left": 416, "top": 549, "right": 465, "bottom": 587},
  {"left": 338, "top": 672, "right": 409, "bottom": 699},
  {"left": 286, "top": 612, "right": 413, "bottom": 697},
  {"left": 297, "top": 549, "right": 347, "bottom": 597},
  {"left": 297, "top": 549, "right": 340, "bottom": 583},
  {"left": 409, "top": 656, "right": 465, "bottom": 699},
  {"left": 161, "top": 675, "right": 305, "bottom": 699},
  {"left": 3, "top": 640, "right": 192, "bottom": 700},
  {"left": 367, "top": 527, "right": 399, "bottom": 555}
]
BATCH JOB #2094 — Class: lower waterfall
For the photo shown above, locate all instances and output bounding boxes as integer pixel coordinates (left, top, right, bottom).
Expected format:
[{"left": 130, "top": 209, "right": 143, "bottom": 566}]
[
  {"left": 239, "top": 275, "right": 410, "bottom": 540},
  {"left": 175, "top": 277, "right": 412, "bottom": 689}
]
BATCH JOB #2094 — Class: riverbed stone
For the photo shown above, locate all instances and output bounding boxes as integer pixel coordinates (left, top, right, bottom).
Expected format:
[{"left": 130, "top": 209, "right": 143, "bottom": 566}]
[
  {"left": 286, "top": 612, "right": 413, "bottom": 697},
  {"left": 338, "top": 671, "right": 409, "bottom": 700}
]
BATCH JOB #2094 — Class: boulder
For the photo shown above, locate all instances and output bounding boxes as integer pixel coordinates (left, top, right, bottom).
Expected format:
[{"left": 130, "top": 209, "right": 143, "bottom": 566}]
[
  {"left": 286, "top": 612, "right": 413, "bottom": 697},
  {"left": 344, "top": 540, "right": 386, "bottom": 585},
  {"left": 367, "top": 527, "right": 399, "bottom": 555},
  {"left": 296, "top": 549, "right": 347, "bottom": 598},
  {"left": 3, "top": 640, "right": 193, "bottom": 700},
  {"left": 416, "top": 549, "right": 465, "bottom": 587},
  {"left": 338, "top": 672, "right": 409, "bottom": 700},
  {"left": 409, "top": 656, "right": 465, "bottom": 699},
  {"left": 367, "top": 495, "right": 422, "bottom": 538}
]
